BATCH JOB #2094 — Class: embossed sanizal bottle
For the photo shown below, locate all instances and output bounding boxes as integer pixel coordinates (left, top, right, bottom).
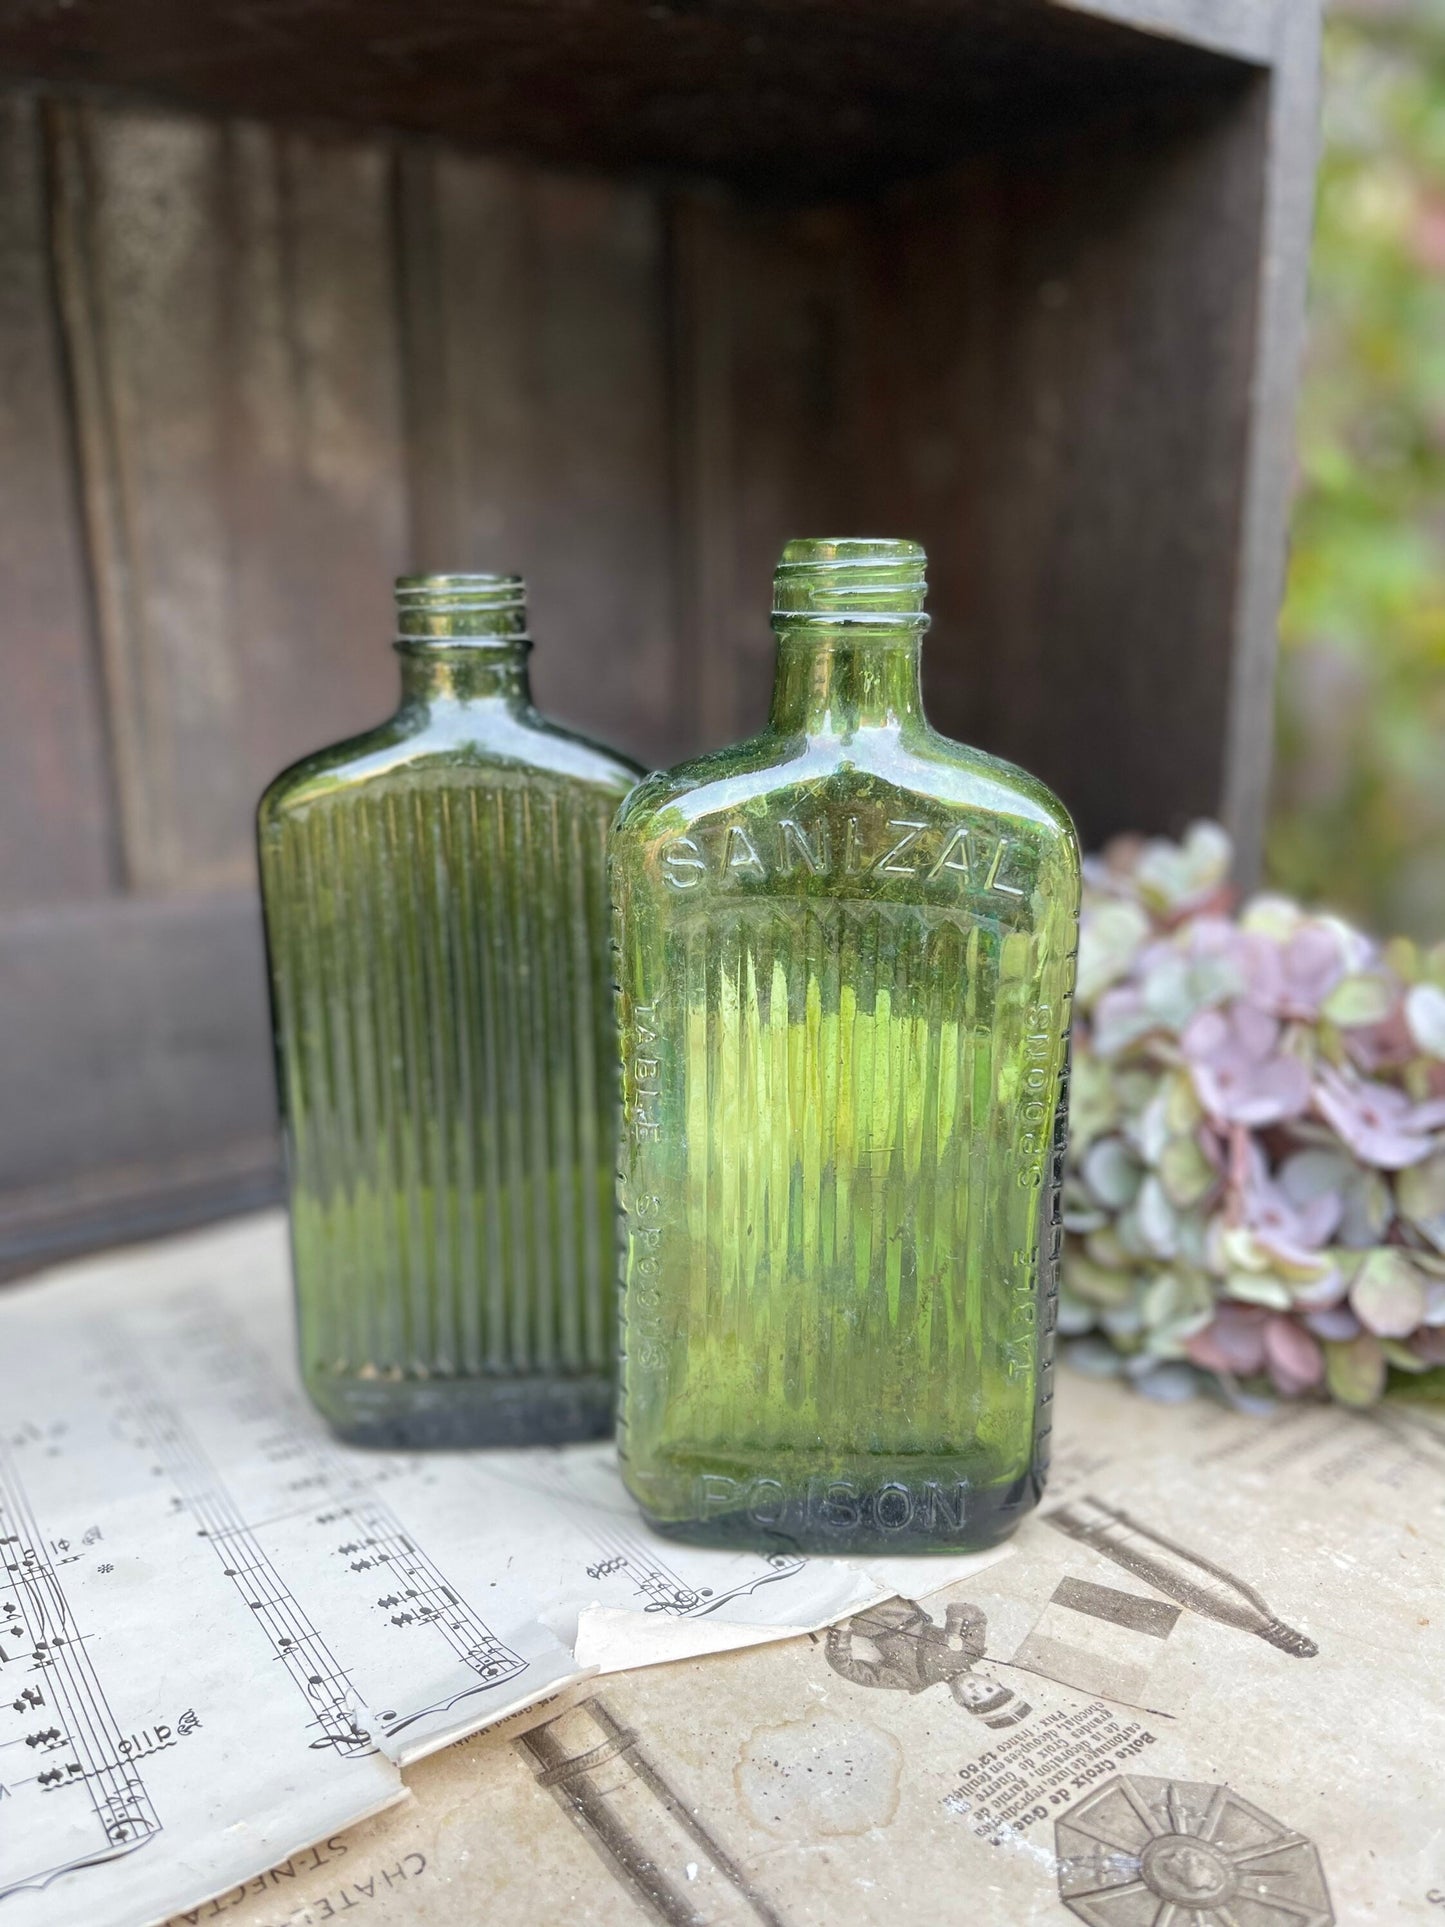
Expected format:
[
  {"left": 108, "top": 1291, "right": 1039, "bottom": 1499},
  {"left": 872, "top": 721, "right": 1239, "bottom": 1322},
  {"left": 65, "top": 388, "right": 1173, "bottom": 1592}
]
[
  {"left": 611, "top": 539, "right": 1079, "bottom": 1551},
  {"left": 258, "top": 574, "right": 639, "bottom": 1447}
]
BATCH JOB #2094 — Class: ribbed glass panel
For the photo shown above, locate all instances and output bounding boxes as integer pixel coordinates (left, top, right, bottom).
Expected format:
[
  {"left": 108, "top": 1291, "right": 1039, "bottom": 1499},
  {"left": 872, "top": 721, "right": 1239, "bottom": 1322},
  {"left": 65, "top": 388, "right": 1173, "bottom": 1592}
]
[
  {"left": 611, "top": 530, "right": 1078, "bottom": 1552},
  {"left": 264, "top": 770, "right": 620, "bottom": 1445},
  {"left": 616, "top": 887, "right": 1075, "bottom": 1551}
]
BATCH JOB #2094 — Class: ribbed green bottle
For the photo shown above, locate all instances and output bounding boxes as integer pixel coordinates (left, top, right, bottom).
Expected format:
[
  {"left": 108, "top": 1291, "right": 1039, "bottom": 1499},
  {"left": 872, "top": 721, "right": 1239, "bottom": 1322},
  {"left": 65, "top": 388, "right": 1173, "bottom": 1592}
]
[
  {"left": 611, "top": 539, "right": 1080, "bottom": 1551},
  {"left": 257, "top": 574, "right": 639, "bottom": 1446}
]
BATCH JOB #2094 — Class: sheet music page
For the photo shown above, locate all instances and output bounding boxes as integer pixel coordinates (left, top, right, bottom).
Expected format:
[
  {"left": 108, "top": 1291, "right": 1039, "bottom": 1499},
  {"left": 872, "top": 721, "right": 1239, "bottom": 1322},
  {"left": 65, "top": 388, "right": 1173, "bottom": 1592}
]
[{"left": 0, "top": 1214, "right": 1007, "bottom": 1927}]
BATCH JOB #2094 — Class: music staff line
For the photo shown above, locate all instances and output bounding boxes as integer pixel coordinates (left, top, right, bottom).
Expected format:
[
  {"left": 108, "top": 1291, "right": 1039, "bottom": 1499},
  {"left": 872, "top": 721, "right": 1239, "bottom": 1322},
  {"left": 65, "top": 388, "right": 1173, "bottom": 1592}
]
[
  {"left": 97, "top": 1325, "right": 371, "bottom": 1759},
  {"left": 276, "top": 1430, "right": 532, "bottom": 1741},
  {"left": 147, "top": 1295, "right": 532, "bottom": 1743},
  {"left": 515, "top": 1460, "right": 806, "bottom": 1620},
  {"left": 0, "top": 1442, "right": 160, "bottom": 1901}
]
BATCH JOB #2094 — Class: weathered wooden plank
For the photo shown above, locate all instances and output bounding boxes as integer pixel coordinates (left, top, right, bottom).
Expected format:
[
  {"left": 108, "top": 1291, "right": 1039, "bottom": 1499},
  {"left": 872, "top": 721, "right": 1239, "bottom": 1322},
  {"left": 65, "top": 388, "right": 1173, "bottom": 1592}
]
[
  {"left": 841, "top": 78, "right": 1276, "bottom": 851},
  {"left": 398, "top": 149, "right": 676, "bottom": 769},
  {"left": 0, "top": 0, "right": 1285, "bottom": 197},
  {"left": 1052, "top": 0, "right": 1275, "bottom": 66},
  {"left": 0, "top": 892, "right": 279, "bottom": 1276},
  {"left": 1218, "top": 0, "right": 1320, "bottom": 883},
  {"left": 670, "top": 194, "right": 860, "bottom": 756},
  {"left": 0, "top": 94, "right": 117, "bottom": 910},
  {"left": 668, "top": 51, "right": 1304, "bottom": 862},
  {"left": 49, "top": 101, "right": 408, "bottom": 892}
]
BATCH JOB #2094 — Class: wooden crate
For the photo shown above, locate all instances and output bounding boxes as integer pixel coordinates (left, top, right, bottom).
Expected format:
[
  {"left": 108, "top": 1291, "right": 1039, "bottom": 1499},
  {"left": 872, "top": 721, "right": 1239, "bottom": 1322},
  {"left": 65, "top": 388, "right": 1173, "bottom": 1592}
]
[{"left": 0, "top": 0, "right": 1320, "bottom": 1271}]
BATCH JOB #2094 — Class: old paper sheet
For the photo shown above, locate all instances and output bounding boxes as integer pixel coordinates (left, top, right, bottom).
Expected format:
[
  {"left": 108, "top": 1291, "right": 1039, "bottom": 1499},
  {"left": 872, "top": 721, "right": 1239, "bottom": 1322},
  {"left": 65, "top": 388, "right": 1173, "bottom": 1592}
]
[
  {"left": 0, "top": 1215, "right": 1005, "bottom": 1927},
  {"left": 184, "top": 1366, "right": 1445, "bottom": 1926}
]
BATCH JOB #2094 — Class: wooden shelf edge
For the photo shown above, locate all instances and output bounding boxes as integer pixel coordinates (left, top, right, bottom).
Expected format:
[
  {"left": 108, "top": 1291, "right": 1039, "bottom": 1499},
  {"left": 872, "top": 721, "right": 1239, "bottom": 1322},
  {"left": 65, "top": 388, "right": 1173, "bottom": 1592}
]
[
  {"left": 0, "top": 1139, "right": 283, "bottom": 1281},
  {"left": 1049, "top": 0, "right": 1294, "bottom": 68}
]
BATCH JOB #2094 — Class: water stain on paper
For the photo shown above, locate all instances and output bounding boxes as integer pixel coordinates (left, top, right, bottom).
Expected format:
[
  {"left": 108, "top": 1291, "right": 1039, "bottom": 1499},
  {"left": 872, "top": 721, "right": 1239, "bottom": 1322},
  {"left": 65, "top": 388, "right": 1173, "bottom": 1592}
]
[{"left": 736, "top": 1715, "right": 903, "bottom": 1839}]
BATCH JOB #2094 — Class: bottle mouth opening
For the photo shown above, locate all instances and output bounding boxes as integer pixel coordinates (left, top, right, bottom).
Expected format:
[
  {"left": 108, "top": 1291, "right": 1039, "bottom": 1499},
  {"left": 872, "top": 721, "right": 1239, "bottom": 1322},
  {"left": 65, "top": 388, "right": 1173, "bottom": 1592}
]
[
  {"left": 771, "top": 537, "right": 929, "bottom": 628},
  {"left": 394, "top": 572, "right": 530, "bottom": 645}
]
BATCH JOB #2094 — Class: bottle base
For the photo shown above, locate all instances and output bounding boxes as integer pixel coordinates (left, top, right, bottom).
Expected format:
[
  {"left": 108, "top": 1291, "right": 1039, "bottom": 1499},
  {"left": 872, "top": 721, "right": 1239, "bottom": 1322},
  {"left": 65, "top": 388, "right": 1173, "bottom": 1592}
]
[
  {"left": 624, "top": 1458, "right": 1043, "bottom": 1556},
  {"left": 304, "top": 1369, "right": 615, "bottom": 1449}
]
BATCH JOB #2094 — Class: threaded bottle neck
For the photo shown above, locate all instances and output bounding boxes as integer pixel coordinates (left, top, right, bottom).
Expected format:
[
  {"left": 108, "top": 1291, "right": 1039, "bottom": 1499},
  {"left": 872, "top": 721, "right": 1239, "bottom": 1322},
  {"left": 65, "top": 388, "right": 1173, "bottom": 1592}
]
[
  {"left": 394, "top": 573, "right": 530, "bottom": 645},
  {"left": 394, "top": 573, "right": 531, "bottom": 707},
  {"left": 769, "top": 538, "right": 929, "bottom": 738},
  {"left": 771, "top": 537, "right": 929, "bottom": 631}
]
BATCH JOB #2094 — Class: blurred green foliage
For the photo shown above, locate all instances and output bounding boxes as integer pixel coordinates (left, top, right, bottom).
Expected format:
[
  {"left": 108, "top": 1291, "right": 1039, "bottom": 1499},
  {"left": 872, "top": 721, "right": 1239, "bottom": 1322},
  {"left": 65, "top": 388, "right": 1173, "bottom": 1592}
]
[{"left": 1270, "top": 0, "right": 1445, "bottom": 938}]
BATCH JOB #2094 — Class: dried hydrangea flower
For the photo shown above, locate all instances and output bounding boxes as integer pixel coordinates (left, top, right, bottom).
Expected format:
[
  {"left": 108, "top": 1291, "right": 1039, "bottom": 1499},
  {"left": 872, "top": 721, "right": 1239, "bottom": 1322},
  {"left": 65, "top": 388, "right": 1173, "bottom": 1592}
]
[
  {"left": 1182, "top": 1005, "right": 1311, "bottom": 1127},
  {"left": 1313, "top": 1067, "right": 1445, "bottom": 1170},
  {"left": 1065, "top": 819, "right": 1445, "bottom": 1409}
]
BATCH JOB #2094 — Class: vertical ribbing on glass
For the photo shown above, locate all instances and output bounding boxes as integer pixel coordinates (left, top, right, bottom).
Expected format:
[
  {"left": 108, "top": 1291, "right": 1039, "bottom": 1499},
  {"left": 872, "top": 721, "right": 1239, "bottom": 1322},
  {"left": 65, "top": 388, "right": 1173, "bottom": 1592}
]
[
  {"left": 612, "top": 536, "right": 1078, "bottom": 1551},
  {"left": 268, "top": 773, "right": 618, "bottom": 1432},
  {"left": 617, "top": 898, "right": 1062, "bottom": 1524}
]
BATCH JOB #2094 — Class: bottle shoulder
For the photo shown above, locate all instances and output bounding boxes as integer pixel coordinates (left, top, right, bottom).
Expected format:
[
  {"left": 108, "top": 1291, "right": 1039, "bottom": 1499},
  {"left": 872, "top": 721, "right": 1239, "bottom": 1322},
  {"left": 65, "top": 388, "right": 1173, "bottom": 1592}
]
[
  {"left": 614, "top": 729, "right": 1078, "bottom": 854},
  {"left": 611, "top": 729, "right": 1079, "bottom": 923},
  {"left": 259, "top": 707, "right": 640, "bottom": 828},
  {"left": 612, "top": 730, "right": 792, "bottom": 835},
  {"left": 500, "top": 709, "right": 644, "bottom": 793}
]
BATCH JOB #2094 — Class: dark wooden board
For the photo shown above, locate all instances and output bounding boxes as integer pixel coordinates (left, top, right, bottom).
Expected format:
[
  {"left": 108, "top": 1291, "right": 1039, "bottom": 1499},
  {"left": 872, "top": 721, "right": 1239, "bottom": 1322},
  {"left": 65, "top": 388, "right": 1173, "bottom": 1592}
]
[
  {"left": 1216, "top": 0, "right": 1320, "bottom": 882},
  {"left": 49, "top": 100, "right": 408, "bottom": 892},
  {"left": 852, "top": 81, "right": 1272, "bottom": 847},
  {"left": 0, "top": 0, "right": 1265, "bottom": 199},
  {"left": 0, "top": 0, "right": 1320, "bottom": 1268},
  {"left": 398, "top": 150, "right": 677, "bottom": 770},
  {"left": 668, "top": 26, "right": 1317, "bottom": 856},
  {"left": 0, "top": 892, "right": 280, "bottom": 1274},
  {"left": 671, "top": 194, "right": 861, "bottom": 755},
  {"left": 0, "top": 95, "right": 117, "bottom": 910}
]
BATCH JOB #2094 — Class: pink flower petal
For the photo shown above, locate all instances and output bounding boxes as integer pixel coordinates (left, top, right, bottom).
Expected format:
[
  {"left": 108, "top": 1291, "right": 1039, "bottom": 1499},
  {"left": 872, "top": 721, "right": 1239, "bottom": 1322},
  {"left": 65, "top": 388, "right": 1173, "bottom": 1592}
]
[
  {"left": 1232, "top": 1002, "right": 1282, "bottom": 1058},
  {"left": 1181, "top": 1007, "right": 1230, "bottom": 1062},
  {"left": 1271, "top": 925, "right": 1347, "bottom": 1020},
  {"left": 1315, "top": 1069, "right": 1436, "bottom": 1169},
  {"left": 1263, "top": 1316, "right": 1325, "bottom": 1394},
  {"left": 1304, "top": 1306, "right": 1362, "bottom": 1341},
  {"left": 1186, "top": 1306, "right": 1267, "bottom": 1376},
  {"left": 1183, "top": 1005, "right": 1311, "bottom": 1126},
  {"left": 1194, "top": 1054, "right": 1311, "bottom": 1128}
]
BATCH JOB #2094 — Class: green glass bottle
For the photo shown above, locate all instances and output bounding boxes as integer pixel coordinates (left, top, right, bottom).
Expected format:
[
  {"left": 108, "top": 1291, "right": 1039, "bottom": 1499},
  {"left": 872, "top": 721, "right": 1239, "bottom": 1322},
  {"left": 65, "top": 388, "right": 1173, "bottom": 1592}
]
[
  {"left": 258, "top": 574, "right": 639, "bottom": 1447},
  {"left": 611, "top": 539, "right": 1079, "bottom": 1552}
]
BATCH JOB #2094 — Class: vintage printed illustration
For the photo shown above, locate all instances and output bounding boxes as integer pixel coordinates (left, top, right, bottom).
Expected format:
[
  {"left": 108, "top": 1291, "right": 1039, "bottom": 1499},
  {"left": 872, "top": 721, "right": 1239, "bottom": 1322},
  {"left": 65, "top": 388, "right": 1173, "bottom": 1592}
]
[
  {"left": 1054, "top": 1775, "right": 1333, "bottom": 1925},
  {"left": 0, "top": 1216, "right": 997, "bottom": 1927},
  {"left": 175, "top": 1358, "right": 1445, "bottom": 1927}
]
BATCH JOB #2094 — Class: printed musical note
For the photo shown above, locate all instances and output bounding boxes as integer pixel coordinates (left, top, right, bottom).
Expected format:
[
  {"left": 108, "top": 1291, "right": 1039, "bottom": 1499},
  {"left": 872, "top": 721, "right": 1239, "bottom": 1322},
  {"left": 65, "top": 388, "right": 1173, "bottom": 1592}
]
[
  {"left": 0, "top": 1441, "right": 160, "bottom": 1898},
  {"left": 97, "top": 1331, "right": 373, "bottom": 1759},
  {"left": 0, "top": 1219, "right": 906, "bottom": 1927}
]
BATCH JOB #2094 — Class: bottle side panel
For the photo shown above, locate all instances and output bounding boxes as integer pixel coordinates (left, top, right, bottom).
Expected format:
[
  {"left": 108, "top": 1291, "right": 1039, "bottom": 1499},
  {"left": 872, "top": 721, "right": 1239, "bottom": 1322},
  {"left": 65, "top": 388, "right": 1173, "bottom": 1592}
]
[
  {"left": 262, "top": 771, "right": 620, "bottom": 1446},
  {"left": 616, "top": 880, "right": 1075, "bottom": 1551}
]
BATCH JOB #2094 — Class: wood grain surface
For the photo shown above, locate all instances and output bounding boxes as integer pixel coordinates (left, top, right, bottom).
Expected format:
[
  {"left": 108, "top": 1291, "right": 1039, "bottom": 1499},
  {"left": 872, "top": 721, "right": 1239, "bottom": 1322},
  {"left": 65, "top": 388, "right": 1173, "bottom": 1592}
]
[
  {"left": 0, "top": 96, "right": 117, "bottom": 910},
  {"left": 0, "top": 0, "right": 1319, "bottom": 1267},
  {"left": 0, "top": 0, "right": 1270, "bottom": 198}
]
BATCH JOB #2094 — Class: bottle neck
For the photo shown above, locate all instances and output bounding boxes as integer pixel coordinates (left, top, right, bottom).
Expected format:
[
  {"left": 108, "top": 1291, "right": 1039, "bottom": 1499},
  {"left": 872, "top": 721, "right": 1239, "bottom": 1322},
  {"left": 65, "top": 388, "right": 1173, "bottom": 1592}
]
[
  {"left": 396, "top": 642, "right": 532, "bottom": 713},
  {"left": 769, "top": 620, "right": 927, "bottom": 739},
  {"left": 391, "top": 572, "right": 532, "bottom": 717}
]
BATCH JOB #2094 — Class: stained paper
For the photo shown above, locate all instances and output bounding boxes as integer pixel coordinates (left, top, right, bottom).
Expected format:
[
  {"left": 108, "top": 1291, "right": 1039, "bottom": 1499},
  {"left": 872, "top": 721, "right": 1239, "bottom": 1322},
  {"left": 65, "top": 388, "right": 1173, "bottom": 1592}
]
[
  {"left": 0, "top": 1214, "right": 1006, "bottom": 1927},
  {"left": 181, "top": 1348, "right": 1445, "bottom": 1927}
]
